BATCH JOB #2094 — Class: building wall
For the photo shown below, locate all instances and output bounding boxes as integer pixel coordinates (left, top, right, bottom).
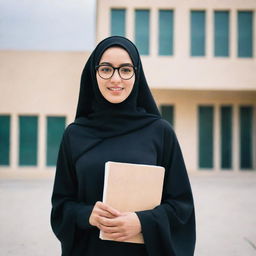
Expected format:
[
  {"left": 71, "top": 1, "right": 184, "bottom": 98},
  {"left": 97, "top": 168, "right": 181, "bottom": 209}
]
[
  {"left": 97, "top": 0, "right": 256, "bottom": 90},
  {"left": 96, "top": 0, "right": 256, "bottom": 172},
  {"left": 0, "top": 0, "right": 255, "bottom": 175},
  {"left": 152, "top": 89, "right": 256, "bottom": 172},
  {"left": 0, "top": 51, "right": 90, "bottom": 174}
]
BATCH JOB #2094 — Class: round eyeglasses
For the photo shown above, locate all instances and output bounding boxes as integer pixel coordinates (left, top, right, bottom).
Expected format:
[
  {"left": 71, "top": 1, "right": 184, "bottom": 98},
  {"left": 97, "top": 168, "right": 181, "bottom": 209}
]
[{"left": 95, "top": 64, "right": 136, "bottom": 80}]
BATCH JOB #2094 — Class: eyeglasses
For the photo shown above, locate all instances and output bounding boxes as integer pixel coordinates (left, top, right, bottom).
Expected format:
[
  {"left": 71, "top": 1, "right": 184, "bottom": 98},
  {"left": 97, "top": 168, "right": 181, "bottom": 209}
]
[{"left": 95, "top": 64, "right": 137, "bottom": 80}]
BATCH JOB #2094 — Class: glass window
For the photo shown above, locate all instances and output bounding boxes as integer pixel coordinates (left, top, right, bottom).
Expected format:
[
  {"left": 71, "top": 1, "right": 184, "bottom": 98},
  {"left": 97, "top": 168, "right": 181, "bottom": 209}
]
[
  {"left": 46, "top": 116, "right": 66, "bottom": 166},
  {"left": 0, "top": 115, "right": 10, "bottom": 166},
  {"left": 191, "top": 11, "right": 206, "bottom": 56},
  {"left": 220, "top": 106, "right": 232, "bottom": 169},
  {"left": 238, "top": 11, "right": 253, "bottom": 57},
  {"left": 214, "top": 11, "right": 229, "bottom": 57},
  {"left": 135, "top": 10, "right": 150, "bottom": 55},
  {"left": 160, "top": 105, "right": 174, "bottom": 126},
  {"left": 159, "top": 10, "right": 174, "bottom": 56},
  {"left": 198, "top": 106, "right": 214, "bottom": 169},
  {"left": 111, "top": 9, "right": 126, "bottom": 36},
  {"left": 19, "top": 116, "right": 38, "bottom": 166},
  {"left": 239, "top": 106, "right": 253, "bottom": 169}
]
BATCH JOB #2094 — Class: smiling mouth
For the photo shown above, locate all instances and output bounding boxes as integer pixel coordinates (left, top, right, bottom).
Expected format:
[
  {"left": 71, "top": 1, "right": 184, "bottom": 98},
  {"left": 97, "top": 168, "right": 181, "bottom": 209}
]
[{"left": 107, "top": 87, "right": 124, "bottom": 91}]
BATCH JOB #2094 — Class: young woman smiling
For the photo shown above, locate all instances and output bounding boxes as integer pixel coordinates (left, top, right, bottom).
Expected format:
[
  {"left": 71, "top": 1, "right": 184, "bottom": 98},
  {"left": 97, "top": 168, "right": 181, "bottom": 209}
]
[{"left": 50, "top": 36, "right": 196, "bottom": 256}]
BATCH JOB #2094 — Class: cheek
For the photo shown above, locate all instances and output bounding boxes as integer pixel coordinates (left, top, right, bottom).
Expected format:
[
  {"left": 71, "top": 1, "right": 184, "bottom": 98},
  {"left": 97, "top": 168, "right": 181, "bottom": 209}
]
[
  {"left": 125, "top": 78, "right": 135, "bottom": 94},
  {"left": 96, "top": 75, "right": 106, "bottom": 92}
]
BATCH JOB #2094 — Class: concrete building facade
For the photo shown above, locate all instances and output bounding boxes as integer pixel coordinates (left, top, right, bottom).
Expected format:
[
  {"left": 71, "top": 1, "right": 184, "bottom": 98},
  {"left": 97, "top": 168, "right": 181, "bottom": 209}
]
[
  {"left": 0, "top": 0, "right": 255, "bottom": 175},
  {"left": 96, "top": 0, "right": 256, "bottom": 172}
]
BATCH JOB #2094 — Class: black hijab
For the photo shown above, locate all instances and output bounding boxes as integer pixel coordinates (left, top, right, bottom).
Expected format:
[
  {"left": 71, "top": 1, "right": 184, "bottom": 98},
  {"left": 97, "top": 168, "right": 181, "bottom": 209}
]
[{"left": 73, "top": 36, "right": 161, "bottom": 139}]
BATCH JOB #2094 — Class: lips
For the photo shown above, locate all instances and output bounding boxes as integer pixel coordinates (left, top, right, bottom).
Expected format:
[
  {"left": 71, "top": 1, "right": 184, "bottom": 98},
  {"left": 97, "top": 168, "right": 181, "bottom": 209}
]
[{"left": 107, "top": 87, "right": 124, "bottom": 91}]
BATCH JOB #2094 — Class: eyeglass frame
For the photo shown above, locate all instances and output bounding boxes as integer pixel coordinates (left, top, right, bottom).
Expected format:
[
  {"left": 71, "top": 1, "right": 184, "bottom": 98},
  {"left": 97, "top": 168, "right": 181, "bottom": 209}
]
[{"left": 95, "top": 64, "right": 137, "bottom": 80}]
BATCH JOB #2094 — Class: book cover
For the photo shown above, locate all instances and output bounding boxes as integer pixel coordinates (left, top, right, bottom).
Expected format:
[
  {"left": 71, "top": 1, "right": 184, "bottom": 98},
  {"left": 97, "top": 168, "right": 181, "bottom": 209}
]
[{"left": 100, "top": 161, "right": 165, "bottom": 244}]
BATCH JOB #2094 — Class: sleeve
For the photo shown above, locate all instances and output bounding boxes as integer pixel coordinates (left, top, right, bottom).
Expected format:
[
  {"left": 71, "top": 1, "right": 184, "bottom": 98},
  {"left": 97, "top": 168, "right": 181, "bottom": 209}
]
[
  {"left": 50, "top": 129, "right": 95, "bottom": 254},
  {"left": 136, "top": 125, "right": 196, "bottom": 256}
]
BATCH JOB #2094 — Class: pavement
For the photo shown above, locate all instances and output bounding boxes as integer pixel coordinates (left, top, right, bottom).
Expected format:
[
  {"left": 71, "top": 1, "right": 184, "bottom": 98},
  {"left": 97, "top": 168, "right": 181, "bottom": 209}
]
[{"left": 0, "top": 171, "right": 256, "bottom": 256}]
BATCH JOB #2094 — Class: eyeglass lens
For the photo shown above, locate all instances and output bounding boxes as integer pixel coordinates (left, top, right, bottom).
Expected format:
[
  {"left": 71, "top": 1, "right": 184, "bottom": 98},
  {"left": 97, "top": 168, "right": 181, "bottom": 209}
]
[{"left": 97, "top": 65, "right": 134, "bottom": 80}]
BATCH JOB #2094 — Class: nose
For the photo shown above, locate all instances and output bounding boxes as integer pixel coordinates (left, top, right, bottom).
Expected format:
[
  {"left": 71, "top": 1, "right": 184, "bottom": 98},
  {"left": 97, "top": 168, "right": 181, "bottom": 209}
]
[{"left": 110, "top": 69, "right": 121, "bottom": 83}]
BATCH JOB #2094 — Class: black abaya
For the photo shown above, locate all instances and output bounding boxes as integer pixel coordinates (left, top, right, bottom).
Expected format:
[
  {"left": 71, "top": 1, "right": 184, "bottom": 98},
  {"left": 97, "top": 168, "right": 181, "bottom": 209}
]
[{"left": 50, "top": 36, "right": 196, "bottom": 256}]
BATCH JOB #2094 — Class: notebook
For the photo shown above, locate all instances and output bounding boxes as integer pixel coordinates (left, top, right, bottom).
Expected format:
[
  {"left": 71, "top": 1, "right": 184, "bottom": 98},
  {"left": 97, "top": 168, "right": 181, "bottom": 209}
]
[{"left": 100, "top": 161, "right": 165, "bottom": 244}]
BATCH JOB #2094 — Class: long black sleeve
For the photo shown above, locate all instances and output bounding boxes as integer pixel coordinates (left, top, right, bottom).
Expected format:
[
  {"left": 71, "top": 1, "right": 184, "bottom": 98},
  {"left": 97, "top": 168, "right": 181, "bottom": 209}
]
[
  {"left": 136, "top": 125, "right": 196, "bottom": 256},
  {"left": 50, "top": 129, "right": 94, "bottom": 255}
]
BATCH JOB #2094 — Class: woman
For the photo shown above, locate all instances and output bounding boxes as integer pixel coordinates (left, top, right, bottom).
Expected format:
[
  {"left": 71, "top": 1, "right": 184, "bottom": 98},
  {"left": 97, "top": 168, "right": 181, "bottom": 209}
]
[{"left": 50, "top": 36, "right": 196, "bottom": 256}]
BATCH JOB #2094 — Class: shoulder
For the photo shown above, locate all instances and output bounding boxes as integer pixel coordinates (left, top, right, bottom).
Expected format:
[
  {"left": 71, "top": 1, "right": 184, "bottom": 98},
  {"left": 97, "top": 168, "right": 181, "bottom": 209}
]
[{"left": 151, "top": 118, "right": 175, "bottom": 137}]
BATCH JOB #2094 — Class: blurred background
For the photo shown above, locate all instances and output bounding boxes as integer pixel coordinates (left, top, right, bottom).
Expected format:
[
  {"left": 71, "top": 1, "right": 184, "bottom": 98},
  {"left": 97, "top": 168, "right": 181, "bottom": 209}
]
[{"left": 0, "top": 0, "right": 255, "bottom": 255}]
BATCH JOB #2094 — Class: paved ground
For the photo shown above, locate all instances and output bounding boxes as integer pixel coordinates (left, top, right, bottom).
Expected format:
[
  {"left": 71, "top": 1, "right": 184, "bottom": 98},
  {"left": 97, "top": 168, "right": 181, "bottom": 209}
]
[{"left": 0, "top": 171, "right": 256, "bottom": 256}]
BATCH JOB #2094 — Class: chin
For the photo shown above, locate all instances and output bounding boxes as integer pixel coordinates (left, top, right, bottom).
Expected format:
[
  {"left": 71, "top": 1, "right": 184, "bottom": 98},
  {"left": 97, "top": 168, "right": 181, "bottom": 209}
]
[{"left": 107, "top": 96, "right": 126, "bottom": 104}]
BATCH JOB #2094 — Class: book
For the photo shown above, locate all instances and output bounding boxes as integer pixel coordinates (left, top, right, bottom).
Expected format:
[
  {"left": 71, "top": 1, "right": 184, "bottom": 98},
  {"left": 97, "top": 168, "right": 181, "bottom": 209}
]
[{"left": 100, "top": 161, "right": 165, "bottom": 244}]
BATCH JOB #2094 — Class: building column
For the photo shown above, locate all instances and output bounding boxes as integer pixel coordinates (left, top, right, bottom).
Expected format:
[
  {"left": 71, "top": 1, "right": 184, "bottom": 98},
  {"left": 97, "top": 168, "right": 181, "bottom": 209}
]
[
  {"left": 230, "top": 8, "right": 236, "bottom": 59},
  {"left": 206, "top": 8, "right": 213, "bottom": 59},
  {"left": 150, "top": 7, "right": 157, "bottom": 57},
  {"left": 176, "top": 6, "right": 188, "bottom": 58},
  {"left": 126, "top": 7, "right": 134, "bottom": 42}
]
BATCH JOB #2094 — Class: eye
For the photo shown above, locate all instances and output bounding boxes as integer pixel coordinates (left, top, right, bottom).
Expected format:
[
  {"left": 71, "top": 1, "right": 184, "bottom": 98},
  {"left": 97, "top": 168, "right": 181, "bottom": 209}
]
[
  {"left": 120, "top": 66, "right": 132, "bottom": 73},
  {"left": 99, "top": 66, "right": 112, "bottom": 73}
]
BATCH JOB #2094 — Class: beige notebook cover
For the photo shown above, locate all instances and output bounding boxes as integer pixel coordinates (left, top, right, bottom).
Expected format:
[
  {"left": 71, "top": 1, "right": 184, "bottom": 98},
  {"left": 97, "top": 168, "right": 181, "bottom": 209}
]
[{"left": 99, "top": 161, "right": 165, "bottom": 244}]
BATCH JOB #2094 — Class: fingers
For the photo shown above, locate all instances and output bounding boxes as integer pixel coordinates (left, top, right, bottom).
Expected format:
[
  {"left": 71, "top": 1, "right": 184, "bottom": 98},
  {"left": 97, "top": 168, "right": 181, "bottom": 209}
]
[
  {"left": 102, "top": 231, "right": 129, "bottom": 242},
  {"left": 96, "top": 201, "right": 121, "bottom": 217},
  {"left": 98, "top": 216, "right": 120, "bottom": 227}
]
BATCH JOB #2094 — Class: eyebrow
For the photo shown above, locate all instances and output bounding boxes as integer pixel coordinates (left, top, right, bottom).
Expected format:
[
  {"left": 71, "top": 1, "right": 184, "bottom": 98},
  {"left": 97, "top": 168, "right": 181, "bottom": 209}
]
[{"left": 99, "top": 62, "right": 133, "bottom": 67}]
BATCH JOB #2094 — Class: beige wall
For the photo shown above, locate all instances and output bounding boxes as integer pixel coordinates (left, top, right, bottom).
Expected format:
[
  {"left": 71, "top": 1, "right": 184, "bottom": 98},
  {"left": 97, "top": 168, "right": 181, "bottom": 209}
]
[
  {"left": 0, "top": 50, "right": 90, "bottom": 174},
  {"left": 152, "top": 89, "right": 256, "bottom": 172},
  {"left": 0, "top": 51, "right": 255, "bottom": 174},
  {"left": 97, "top": 0, "right": 256, "bottom": 90}
]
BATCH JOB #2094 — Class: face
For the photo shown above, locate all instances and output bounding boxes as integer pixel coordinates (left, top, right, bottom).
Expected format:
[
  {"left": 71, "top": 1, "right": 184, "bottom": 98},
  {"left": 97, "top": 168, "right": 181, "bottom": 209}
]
[{"left": 96, "top": 47, "right": 135, "bottom": 104}]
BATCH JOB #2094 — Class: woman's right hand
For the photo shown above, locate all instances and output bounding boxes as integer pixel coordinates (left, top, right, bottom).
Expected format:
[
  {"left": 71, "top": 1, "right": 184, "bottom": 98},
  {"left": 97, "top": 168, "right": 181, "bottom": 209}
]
[{"left": 89, "top": 201, "right": 121, "bottom": 228}]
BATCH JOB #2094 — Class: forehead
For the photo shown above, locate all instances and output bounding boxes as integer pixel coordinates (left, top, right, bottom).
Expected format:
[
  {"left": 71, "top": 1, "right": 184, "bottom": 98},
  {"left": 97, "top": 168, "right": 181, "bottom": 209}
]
[{"left": 99, "top": 47, "right": 133, "bottom": 64}]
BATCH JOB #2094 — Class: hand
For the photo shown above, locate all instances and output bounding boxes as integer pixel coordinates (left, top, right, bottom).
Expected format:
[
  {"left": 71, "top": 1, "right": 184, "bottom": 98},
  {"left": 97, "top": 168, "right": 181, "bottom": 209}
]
[
  {"left": 98, "top": 212, "right": 142, "bottom": 242},
  {"left": 89, "top": 201, "right": 121, "bottom": 228}
]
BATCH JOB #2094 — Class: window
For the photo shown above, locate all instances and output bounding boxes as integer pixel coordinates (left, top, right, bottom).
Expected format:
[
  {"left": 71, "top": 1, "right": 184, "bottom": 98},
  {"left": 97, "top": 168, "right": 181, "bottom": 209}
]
[
  {"left": 214, "top": 11, "right": 229, "bottom": 57},
  {"left": 198, "top": 106, "right": 214, "bottom": 169},
  {"left": 239, "top": 106, "right": 253, "bottom": 169},
  {"left": 0, "top": 115, "right": 10, "bottom": 166},
  {"left": 238, "top": 11, "right": 253, "bottom": 57},
  {"left": 135, "top": 10, "right": 150, "bottom": 55},
  {"left": 19, "top": 116, "right": 38, "bottom": 166},
  {"left": 111, "top": 9, "right": 126, "bottom": 36},
  {"left": 159, "top": 10, "right": 174, "bottom": 56},
  {"left": 191, "top": 11, "right": 206, "bottom": 56},
  {"left": 220, "top": 106, "right": 232, "bottom": 169},
  {"left": 46, "top": 116, "right": 66, "bottom": 166},
  {"left": 160, "top": 105, "right": 174, "bottom": 126}
]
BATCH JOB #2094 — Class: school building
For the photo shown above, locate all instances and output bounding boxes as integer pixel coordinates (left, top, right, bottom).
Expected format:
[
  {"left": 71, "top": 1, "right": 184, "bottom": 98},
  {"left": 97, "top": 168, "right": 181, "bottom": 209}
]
[{"left": 0, "top": 0, "right": 255, "bottom": 175}]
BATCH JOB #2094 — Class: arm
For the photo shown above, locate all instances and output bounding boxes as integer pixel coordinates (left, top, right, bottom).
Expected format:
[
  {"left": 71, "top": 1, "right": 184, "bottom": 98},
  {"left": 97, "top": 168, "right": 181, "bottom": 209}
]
[
  {"left": 136, "top": 125, "right": 196, "bottom": 256},
  {"left": 50, "top": 129, "right": 94, "bottom": 253}
]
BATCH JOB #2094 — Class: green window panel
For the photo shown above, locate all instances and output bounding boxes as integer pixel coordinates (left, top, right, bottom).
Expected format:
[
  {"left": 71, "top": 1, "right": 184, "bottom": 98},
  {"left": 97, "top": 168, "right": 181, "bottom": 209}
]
[
  {"left": 199, "top": 106, "right": 214, "bottom": 169},
  {"left": 159, "top": 10, "right": 174, "bottom": 56},
  {"left": 0, "top": 115, "right": 10, "bottom": 165},
  {"left": 239, "top": 106, "right": 253, "bottom": 169},
  {"left": 160, "top": 105, "right": 174, "bottom": 126},
  {"left": 238, "top": 11, "right": 253, "bottom": 57},
  {"left": 135, "top": 10, "right": 150, "bottom": 55},
  {"left": 214, "top": 11, "right": 229, "bottom": 57},
  {"left": 191, "top": 11, "right": 206, "bottom": 56},
  {"left": 47, "top": 116, "right": 66, "bottom": 166},
  {"left": 220, "top": 106, "right": 232, "bottom": 169},
  {"left": 19, "top": 116, "right": 38, "bottom": 166},
  {"left": 111, "top": 9, "right": 126, "bottom": 36}
]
